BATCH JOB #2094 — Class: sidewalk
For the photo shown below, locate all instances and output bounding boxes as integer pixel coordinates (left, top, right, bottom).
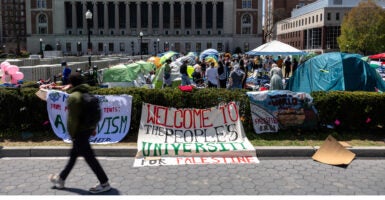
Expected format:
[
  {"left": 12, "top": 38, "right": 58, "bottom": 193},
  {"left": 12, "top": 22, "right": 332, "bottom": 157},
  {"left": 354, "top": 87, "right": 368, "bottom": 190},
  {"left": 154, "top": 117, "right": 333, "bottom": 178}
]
[{"left": 1, "top": 146, "right": 385, "bottom": 157}]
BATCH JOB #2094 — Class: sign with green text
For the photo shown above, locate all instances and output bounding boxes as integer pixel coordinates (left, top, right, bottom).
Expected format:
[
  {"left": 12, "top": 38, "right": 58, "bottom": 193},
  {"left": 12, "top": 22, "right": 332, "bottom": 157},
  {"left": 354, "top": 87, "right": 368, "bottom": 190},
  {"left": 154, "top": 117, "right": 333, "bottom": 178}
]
[
  {"left": 134, "top": 102, "right": 259, "bottom": 167},
  {"left": 46, "top": 90, "right": 132, "bottom": 144}
]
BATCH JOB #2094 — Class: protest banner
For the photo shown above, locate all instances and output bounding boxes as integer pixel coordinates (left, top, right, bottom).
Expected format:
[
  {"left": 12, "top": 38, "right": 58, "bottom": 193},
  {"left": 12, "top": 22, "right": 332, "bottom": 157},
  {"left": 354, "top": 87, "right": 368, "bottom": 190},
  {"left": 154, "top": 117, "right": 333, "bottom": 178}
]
[
  {"left": 46, "top": 90, "right": 132, "bottom": 144},
  {"left": 246, "top": 90, "right": 318, "bottom": 134},
  {"left": 134, "top": 102, "right": 259, "bottom": 167}
]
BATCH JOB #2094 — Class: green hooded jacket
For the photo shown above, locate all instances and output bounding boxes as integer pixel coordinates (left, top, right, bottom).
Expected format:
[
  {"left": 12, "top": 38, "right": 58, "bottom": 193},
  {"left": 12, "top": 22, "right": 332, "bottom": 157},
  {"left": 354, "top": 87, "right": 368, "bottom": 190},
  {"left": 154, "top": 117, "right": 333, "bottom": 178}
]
[{"left": 66, "top": 83, "right": 96, "bottom": 137}]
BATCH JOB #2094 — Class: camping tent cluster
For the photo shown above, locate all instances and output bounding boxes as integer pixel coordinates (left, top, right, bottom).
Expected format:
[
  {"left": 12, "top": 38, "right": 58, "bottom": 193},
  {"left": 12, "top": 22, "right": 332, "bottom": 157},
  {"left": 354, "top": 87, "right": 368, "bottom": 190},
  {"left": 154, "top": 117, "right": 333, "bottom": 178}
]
[
  {"left": 99, "top": 40, "right": 385, "bottom": 93},
  {"left": 286, "top": 52, "right": 385, "bottom": 93}
]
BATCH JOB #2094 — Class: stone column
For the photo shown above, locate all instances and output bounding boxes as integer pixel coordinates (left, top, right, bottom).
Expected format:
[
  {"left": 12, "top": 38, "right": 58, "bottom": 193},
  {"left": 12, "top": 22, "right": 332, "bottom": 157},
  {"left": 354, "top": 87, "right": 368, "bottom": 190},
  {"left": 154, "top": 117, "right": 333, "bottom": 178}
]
[
  {"left": 83, "top": 2, "right": 87, "bottom": 33},
  {"left": 181, "top": 2, "right": 185, "bottom": 31},
  {"left": 202, "top": 2, "right": 206, "bottom": 33},
  {"left": 159, "top": 2, "right": 163, "bottom": 31},
  {"left": 115, "top": 2, "right": 119, "bottom": 34},
  {"left": 137, "top": 2, "right": 141, "bottom": 31},
  {"left": 148, "top": 2, "right": 152, "bottom": 34},
  {"left": 104, "top": 2, "right": 108, "bottom": 34},
  {"left": 170, "top": 2, "right": 174, "bottom": 30},
  {"left": 93, "top": 2, "right": 98, "bottom": 35},
  {"left": 72, "top": 2, "right": 76, "bottom": 34},
  {"left": 192, "top": 2, "right": 196, "bottom": 31},
  {"left": 126, "top": 2, "right": 130, "bottom": 34}
]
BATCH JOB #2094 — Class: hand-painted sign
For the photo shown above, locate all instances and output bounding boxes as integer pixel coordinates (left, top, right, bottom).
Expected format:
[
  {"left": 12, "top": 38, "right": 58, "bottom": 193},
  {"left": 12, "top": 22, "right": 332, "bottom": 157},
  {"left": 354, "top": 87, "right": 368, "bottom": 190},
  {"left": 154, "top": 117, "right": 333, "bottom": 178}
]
[
  {"left": 46, "top": 90, "right": 132, "bottom": 144},
  {"left": 247, "top": 90, "right": 318, "bottom": 134},
  {"left": 134, "top": 102, "right": 259, "bottom": 167}
]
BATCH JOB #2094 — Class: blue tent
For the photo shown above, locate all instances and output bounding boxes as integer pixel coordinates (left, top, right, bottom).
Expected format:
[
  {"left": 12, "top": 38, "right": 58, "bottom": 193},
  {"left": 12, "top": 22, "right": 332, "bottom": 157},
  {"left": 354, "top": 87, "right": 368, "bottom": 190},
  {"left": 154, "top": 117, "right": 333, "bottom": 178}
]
[{"left": 285, "top": 52, "right": 385, "bottom": 93}]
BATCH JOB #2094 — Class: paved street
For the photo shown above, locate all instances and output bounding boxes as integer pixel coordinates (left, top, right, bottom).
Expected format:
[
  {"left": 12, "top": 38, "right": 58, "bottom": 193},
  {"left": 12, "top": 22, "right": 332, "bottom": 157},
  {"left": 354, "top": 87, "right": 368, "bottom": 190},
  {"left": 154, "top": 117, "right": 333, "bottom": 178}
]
[{"left": 0, "top": 157, "right": 385, "bottom": 195}]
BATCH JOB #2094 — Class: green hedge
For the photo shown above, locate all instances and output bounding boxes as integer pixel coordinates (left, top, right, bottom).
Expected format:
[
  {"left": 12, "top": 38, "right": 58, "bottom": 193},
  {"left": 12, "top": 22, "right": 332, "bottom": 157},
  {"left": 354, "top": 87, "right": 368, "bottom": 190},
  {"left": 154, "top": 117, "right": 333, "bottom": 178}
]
[{"left": 0, "top": 87, "right": 384, "bottom": 140}]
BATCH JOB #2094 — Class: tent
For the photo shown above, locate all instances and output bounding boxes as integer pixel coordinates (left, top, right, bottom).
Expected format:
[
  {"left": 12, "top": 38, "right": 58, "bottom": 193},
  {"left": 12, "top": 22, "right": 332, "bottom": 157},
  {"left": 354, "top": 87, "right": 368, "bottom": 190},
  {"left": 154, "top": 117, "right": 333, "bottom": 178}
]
[
  {"left": 285, "top": 52, "right": 385, "bottom": 93},
  {"left": 369, "top": 52, "right": 385, "bottom": 60},
  {"left": 101, "top": 61, "right": 155, "bottom": 88},
  {"left": 245, "top": 40, "right": 306, "bottom": 56}
]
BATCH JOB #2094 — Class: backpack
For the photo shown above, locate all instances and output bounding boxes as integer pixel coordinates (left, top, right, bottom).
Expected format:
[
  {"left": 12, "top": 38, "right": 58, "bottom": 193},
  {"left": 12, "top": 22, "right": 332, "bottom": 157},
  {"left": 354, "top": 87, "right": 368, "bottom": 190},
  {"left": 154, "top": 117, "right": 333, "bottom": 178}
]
[{"left": 81, "top": 92, "right": 102, "bottom": 127}]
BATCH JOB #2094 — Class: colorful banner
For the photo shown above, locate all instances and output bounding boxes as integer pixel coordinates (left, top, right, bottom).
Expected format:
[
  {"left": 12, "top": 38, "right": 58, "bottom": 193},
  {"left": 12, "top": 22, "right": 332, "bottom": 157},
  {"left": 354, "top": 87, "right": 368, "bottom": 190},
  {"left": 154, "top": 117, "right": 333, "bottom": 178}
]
[
  {"left": 247, "top": 90, "right": 318, "bottom": 134},
  {"left": 46, "top": 90, "right": 132, "bottom": 144},
  {"left": 134, "top": 102, "right": 259, "bottom": 167}
]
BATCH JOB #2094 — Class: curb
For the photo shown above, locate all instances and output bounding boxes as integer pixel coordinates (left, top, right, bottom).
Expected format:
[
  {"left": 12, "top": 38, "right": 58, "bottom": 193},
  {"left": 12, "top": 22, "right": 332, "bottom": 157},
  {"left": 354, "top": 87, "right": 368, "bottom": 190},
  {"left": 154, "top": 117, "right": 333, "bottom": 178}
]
[{"left": 1, "top": 146, "right": 385, "bottom": 157}]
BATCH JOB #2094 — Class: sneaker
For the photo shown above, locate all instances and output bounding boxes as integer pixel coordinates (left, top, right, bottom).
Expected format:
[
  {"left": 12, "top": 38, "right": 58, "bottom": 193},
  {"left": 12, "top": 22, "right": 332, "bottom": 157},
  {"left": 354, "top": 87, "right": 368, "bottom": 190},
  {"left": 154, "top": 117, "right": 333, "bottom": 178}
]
[
  {"left": 89, "top": 182, "right": 111, "bottom": 194},
  {"left": 49, "top": 174, "right": 65, "bottom": 189}
]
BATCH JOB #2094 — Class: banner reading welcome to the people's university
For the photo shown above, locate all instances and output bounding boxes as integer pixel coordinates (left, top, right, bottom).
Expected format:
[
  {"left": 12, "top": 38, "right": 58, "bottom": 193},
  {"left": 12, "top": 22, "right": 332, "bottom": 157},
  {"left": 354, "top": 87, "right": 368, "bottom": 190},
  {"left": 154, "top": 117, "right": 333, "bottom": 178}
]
[
  {"left": 134, "top": 102, "right": 259, "bottom": 167},
  {"left": 46, "top": 90, "right": 132, "bottom": 144},
  {"left": 247, "top": 90, "right": 318, "bottom": 134}
]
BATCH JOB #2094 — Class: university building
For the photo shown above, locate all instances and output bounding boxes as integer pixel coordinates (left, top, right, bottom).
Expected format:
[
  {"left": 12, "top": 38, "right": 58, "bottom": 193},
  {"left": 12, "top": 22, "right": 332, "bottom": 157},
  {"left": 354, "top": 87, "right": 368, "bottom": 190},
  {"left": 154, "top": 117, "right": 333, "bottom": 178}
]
[
  {"left": 19, "top": 0, "right": 263, "bottom": 56},
  {"left": 263, "top": 0, "right": 316, "bottom": 42},
  {"left": 276, "top": 0, "right": 385, "bottom": 53}
]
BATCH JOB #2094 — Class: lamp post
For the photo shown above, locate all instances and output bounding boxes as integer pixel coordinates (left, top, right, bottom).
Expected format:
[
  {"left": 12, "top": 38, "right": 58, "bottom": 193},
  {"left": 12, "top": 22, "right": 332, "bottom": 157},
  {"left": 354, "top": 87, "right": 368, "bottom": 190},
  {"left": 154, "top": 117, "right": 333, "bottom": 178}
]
[
  {"left": 139, "top": 31, "right": 143, "bottom": 59},
  {"left": 85, "top": 10, "right": 93, "bottom": 68},
  {"left": 157, "top": 38, "right": 160, "bottom": 54},
  {"left": 39, "top": 38, "right": 43, "bottom": 58}
]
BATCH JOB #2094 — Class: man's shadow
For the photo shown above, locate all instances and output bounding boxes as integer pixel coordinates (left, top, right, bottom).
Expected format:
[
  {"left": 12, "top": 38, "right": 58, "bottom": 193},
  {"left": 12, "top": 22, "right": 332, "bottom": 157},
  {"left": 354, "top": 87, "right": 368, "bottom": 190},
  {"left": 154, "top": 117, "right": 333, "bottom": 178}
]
[{"left": 52, "top": 186, "right": 120, "bottom": 195}]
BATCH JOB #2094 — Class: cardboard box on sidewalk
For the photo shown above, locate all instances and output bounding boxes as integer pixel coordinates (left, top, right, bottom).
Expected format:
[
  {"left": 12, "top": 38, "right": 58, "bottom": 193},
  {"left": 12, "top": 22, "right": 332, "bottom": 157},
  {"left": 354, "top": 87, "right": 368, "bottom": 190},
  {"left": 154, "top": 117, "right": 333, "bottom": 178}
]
[{"left": 312, "top": 135, "right": 356, "bottom": 165}]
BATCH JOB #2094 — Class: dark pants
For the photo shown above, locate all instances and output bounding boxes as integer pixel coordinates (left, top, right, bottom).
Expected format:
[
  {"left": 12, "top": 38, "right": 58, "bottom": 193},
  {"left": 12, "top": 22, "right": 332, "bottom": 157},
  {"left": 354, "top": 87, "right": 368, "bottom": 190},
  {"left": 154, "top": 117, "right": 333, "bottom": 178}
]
[
  {"left": 219, "top": 79, "right": 227, "bottom": 88},
  {"left": 59, "top": 132, "right": 108, "bottom": 184}
]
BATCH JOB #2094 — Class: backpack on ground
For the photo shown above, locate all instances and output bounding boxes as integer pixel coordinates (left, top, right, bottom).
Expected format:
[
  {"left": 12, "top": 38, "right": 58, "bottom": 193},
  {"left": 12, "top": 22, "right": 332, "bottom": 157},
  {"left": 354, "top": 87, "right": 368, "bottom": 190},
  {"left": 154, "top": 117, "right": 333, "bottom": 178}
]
[{"left": 81, "top": 92, "right": 102, "bottom": 127}]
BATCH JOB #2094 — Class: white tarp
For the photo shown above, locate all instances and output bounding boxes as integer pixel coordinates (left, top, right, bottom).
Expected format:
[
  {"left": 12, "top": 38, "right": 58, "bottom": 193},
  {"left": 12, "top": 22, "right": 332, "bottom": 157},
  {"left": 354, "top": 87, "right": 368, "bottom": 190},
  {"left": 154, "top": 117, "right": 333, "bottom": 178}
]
[
  {"left": 246, "top": 40, "right": 306, "bottom": 56},
  {"left": 46, "top": 90, "right": 132, "bottom": 144},
  {"left": 134, "top": 102, "right": 259, "bottom": 167}
]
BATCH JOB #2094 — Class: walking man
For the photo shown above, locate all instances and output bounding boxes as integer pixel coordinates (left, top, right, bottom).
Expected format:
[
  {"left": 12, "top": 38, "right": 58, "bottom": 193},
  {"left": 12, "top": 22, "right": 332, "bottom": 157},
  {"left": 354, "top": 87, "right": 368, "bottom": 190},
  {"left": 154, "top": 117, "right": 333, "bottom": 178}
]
[{"left": 49, "top": 72, "right": 111, "bottom": 194}]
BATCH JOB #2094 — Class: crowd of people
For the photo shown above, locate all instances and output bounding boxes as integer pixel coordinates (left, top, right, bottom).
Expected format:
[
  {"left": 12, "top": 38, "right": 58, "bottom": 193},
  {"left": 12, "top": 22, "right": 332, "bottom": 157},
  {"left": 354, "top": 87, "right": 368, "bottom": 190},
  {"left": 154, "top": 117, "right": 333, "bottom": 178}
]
[{"left": 168, "top": 53, "right": 299, "bottom": 91}]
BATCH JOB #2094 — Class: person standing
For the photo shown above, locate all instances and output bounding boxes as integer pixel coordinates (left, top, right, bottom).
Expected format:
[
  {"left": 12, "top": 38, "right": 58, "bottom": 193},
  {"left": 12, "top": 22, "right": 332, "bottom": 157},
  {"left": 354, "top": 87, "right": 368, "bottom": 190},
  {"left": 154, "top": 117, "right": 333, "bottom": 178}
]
[
  {"left": 217, "top": 61, "right": 227, "bottom": 88},
  {"left": 205, "top": 62, "right": 219, "bottom": 88},
  {"left": 284, "top": 57, "right": 292, "bottom": 78},
  {"left": 228, "top": 64, "right": 245, "bottom": 89},
  {"left": 180, "top": 60, "right": 191, "bottom": 86},
  {"left": 162, "top": 59, "right": 172, "bottom": 88},
  {"left": 61, "top": 61, "right": 71, "bottom": 85},
  {"left": 49, "top": 72, "right": 111, "bottom": 194},
  {"left": 269, "top": 63, "right": 283, "bottom": 90},
  {"left": 292, "top": 58, "right": 299, "bottom": 76}
]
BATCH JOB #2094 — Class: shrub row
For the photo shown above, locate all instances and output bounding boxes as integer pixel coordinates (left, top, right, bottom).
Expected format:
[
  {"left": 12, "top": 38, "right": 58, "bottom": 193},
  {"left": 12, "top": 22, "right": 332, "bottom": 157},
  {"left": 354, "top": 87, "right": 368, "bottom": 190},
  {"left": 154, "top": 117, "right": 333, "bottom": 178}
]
[{"left": 0, "top": 86, "right": 384, "bottom": 139}]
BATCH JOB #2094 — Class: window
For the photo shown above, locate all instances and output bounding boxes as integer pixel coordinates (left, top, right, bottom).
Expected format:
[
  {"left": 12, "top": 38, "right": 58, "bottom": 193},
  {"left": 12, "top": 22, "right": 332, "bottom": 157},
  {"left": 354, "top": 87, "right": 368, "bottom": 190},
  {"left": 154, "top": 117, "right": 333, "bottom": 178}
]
[
  {"left": 217, "top": 43, "right": 223, "bottom": 51},
  {"left": 207, "top": 42, "right": 212, "bottom": 49},
  {"left": 120, "top": 43, "right": 125, "bottom": 52},
  {"left": 66, "top": 43, "right": 71, "bottom": 53},
  {"left": 242, "top": 0, "right": 252, "bottom": 9},
  {"left": 109, "top": 43, "right": 114, "bottom": 52},
  {"left": 327, "top": 13, "right": 331, "bottom": 20},
  {"left": 196, "top": 43, "right": 201, "bottom": 52},
  {"left": 241, "top": 14, "right": 252, "bottom": 34},
  {"left": 333, "top": 0, "right": 342, "bottom": 5},
  {"left": 336, "top": 13, "right": 340, "bottom": 21},
  {"left": 37, "top": 14, "right": 48, "bottom": 34},
  {"left": 37, "top": 0, "right": 46, "bottom": 8}
]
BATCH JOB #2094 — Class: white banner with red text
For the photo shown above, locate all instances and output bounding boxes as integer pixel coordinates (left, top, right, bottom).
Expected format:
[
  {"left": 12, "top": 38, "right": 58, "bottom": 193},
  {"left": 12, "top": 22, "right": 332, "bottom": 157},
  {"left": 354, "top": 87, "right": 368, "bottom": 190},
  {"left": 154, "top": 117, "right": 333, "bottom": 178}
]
[
  {"left": 46, "top": 90, "right": 132, "bottom": 144},
  {"left": 134, "top": 102, "right": 259, "bottom": 167}
]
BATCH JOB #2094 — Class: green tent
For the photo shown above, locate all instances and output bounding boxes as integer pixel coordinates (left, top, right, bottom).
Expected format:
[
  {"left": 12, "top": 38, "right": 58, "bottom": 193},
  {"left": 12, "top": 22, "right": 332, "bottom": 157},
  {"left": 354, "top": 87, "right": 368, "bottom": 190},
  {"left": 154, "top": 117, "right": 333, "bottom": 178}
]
[
  {"left": 102, "top": 61, "right": 155, "bottom": 87},
  {"left": 286, "top": 52, "right": 385, "bottom": 93}
]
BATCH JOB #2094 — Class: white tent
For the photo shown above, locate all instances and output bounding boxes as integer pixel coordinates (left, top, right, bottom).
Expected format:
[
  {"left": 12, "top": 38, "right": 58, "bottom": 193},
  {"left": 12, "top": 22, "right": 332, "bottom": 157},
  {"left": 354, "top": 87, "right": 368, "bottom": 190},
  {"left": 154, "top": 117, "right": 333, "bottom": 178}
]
[{"left": 246, "top": 40, "right": 306, "bottom": 56}]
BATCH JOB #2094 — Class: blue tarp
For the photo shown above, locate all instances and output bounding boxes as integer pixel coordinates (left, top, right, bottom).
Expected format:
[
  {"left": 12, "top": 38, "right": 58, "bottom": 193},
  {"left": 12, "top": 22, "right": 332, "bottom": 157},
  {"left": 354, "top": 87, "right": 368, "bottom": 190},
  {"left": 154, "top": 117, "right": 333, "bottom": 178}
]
[{"left": 286, "top": 52, "right": 385, "bottom": 93}]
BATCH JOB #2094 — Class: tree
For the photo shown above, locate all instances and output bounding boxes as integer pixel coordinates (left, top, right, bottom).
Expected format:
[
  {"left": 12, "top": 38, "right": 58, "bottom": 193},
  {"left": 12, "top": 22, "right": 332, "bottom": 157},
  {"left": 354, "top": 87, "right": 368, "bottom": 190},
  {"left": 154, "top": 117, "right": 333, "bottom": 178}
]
[
  {"left": 338, "top": 0, "right": 385, "bottom": 55},
  {"left": 264, "top": 8, "right": 288, "bottom": 42}
]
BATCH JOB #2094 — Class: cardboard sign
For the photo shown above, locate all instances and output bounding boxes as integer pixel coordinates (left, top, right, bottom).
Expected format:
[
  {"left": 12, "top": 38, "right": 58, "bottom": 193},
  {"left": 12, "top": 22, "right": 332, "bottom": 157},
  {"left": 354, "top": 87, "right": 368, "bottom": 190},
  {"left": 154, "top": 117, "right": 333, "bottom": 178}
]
[{"left": 312, "top": 135, "right": 356, "bottom": 165}]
